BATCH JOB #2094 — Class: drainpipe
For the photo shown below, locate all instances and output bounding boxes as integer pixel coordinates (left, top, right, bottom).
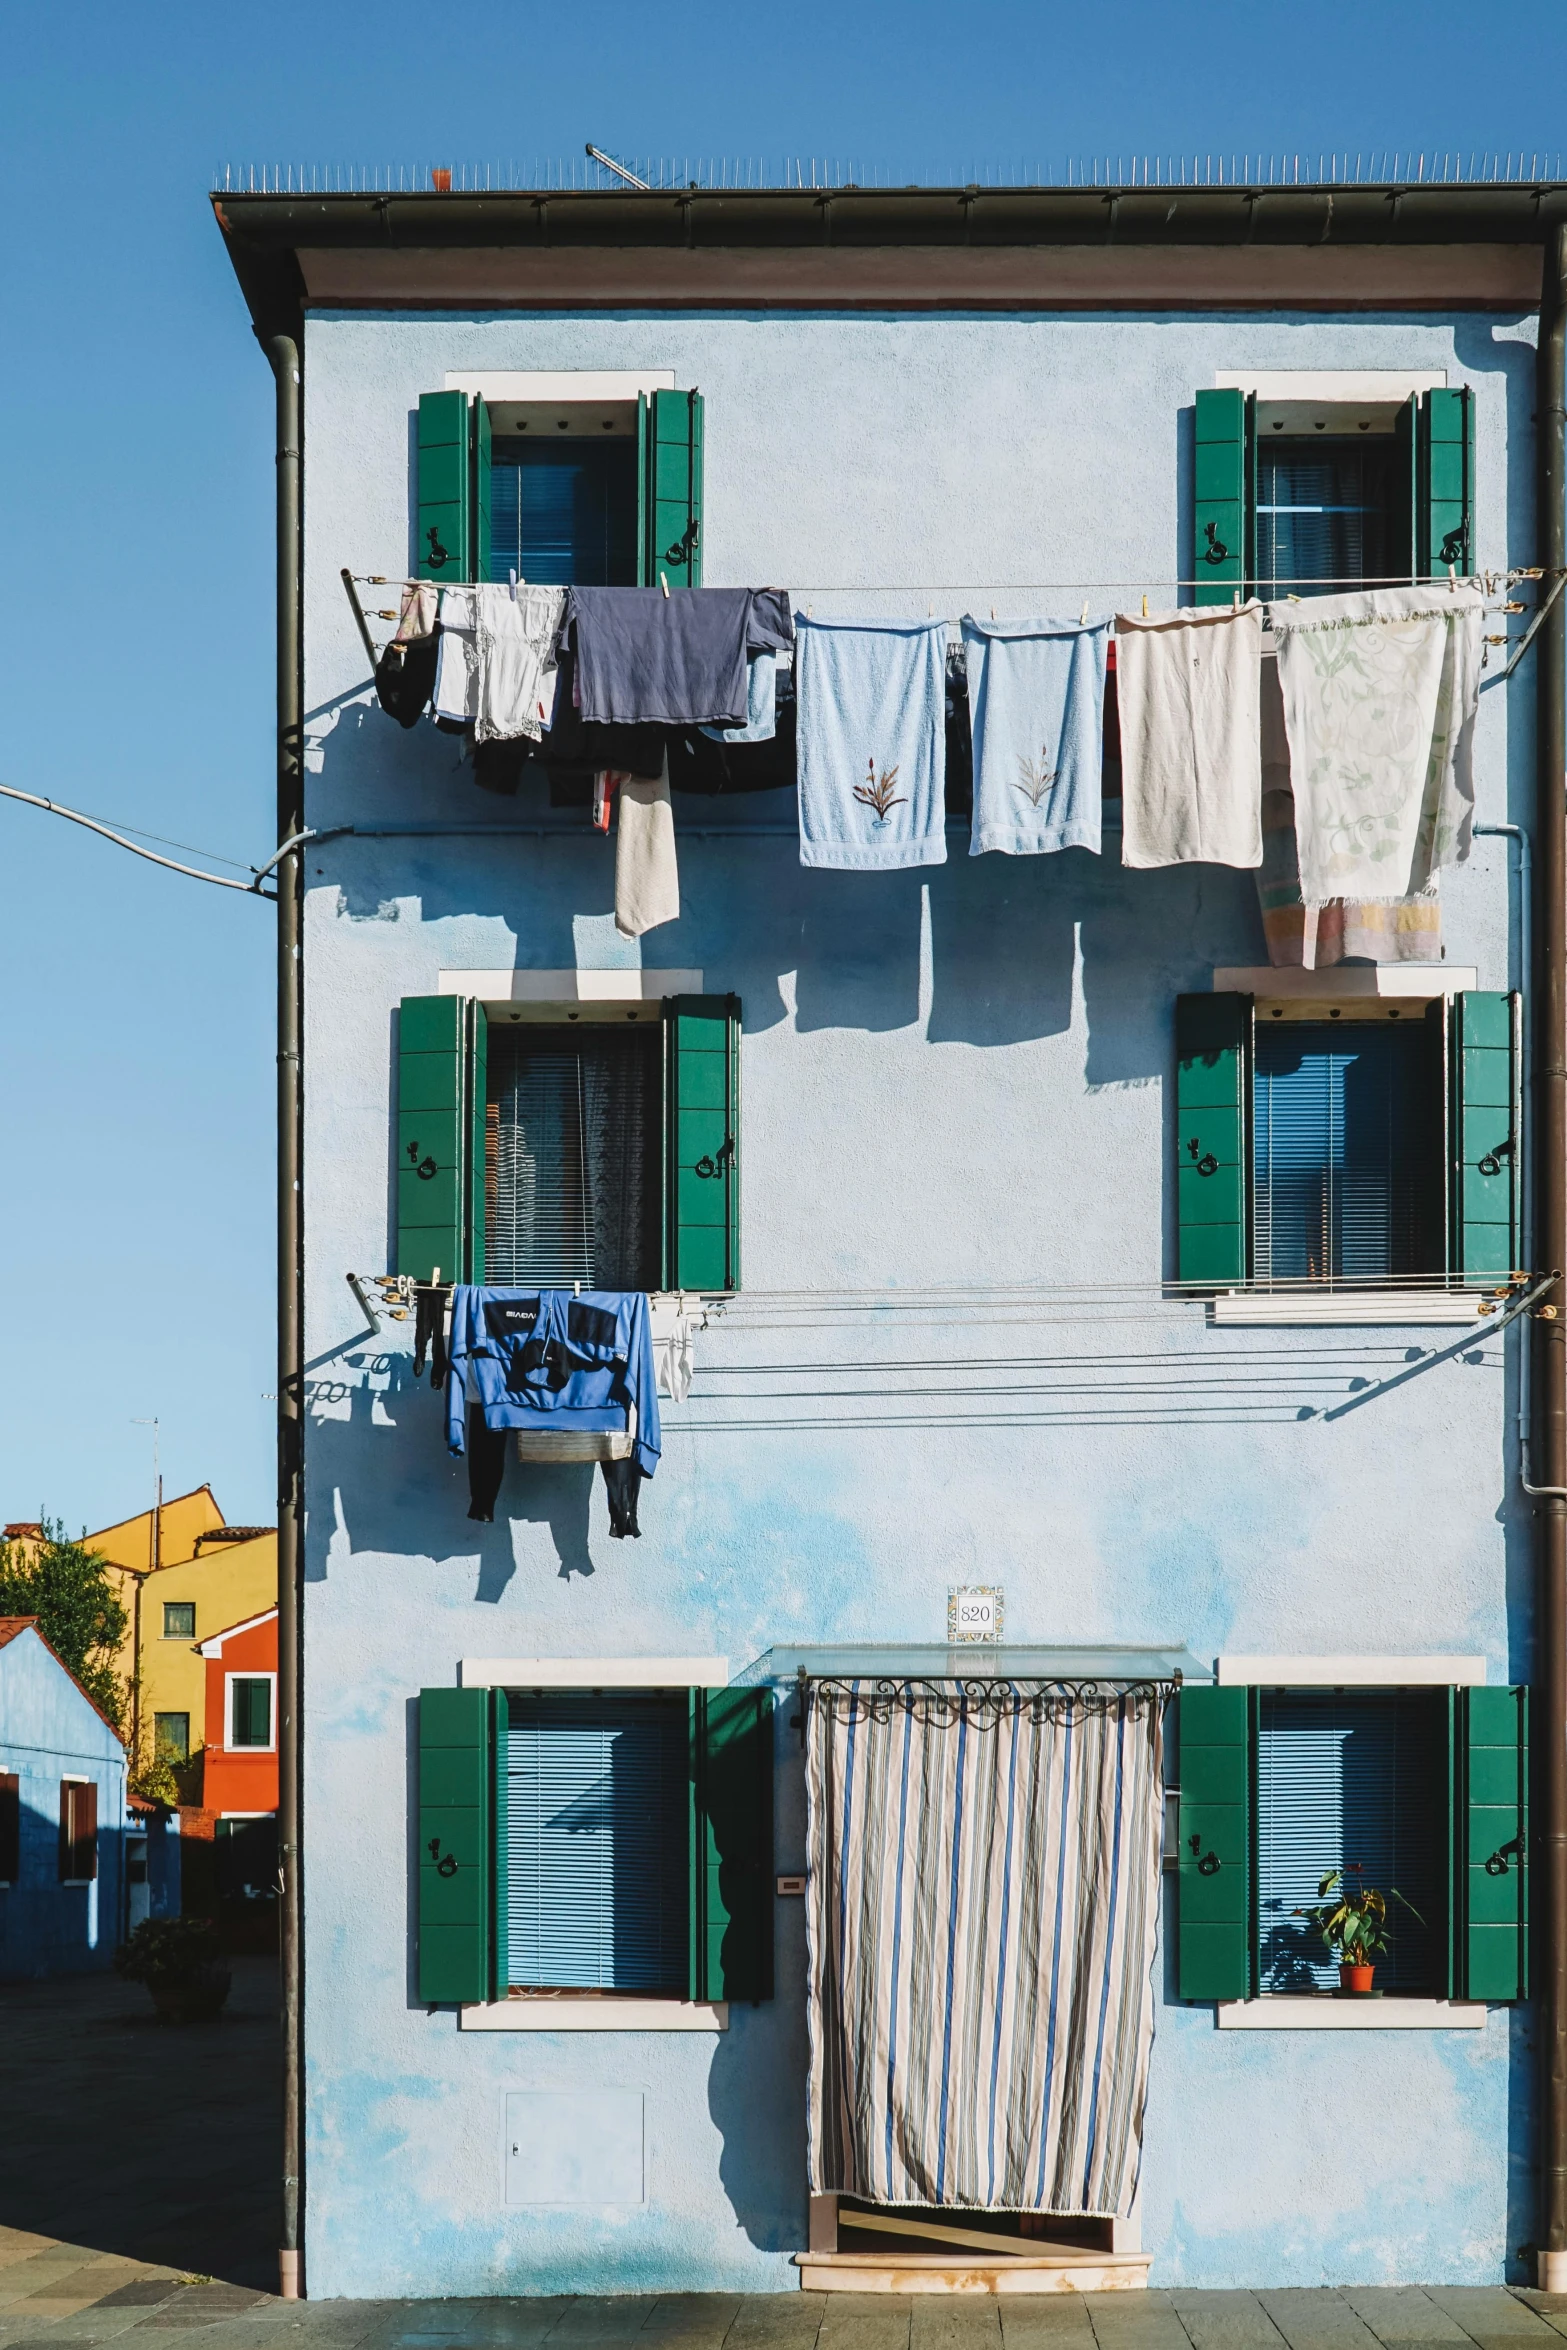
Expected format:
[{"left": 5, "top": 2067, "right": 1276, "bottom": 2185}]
[
  {"left": 266, "top": 332, "right": 305, "bottom": 2305},
  {"left": 1537, "top": 223, "right": 1567, "bottom": 2296}
]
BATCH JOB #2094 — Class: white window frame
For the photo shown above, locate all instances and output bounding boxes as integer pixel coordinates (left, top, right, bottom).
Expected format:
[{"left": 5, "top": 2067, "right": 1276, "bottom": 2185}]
[
  {"left": 1211, "top": 1652, "right": 1488, "bottom": 2028},
  {"left": 458, "top": 1656, "right": 732, "bottom": 2029},
  {"left": 1207, "top": 967, "right": 1499, "bottom": 1327},
  {"left": 225, "top": 1671, "right": 277, "bottom": 1753}
]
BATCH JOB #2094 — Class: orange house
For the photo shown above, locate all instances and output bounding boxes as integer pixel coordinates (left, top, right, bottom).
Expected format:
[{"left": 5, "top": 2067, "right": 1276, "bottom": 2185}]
[{"left": 198, "top": 1609, "right": 278, "bottom": 1903}]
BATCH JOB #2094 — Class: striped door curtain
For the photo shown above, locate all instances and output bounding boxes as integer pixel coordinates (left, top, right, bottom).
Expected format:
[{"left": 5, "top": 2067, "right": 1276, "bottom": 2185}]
[{"left": 805, "top": 1681, "right": 1163, "bottom": 2216}]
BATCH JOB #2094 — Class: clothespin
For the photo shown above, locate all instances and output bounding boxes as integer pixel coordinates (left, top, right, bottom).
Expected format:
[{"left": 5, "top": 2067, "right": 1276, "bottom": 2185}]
[
  {"left": 1232, "top": 588, "right": 1240, "bottom": 609},
  {"left": 508, "top": 568, "right": 518, "bottom": 604},
  {"left": 1141, "top": 593, "right": 1149, "bottom": 618},
  {"left": 1080, "top": 602, "right": 1088, "bottom": 626},
  {"left": 660, "top": 571, "right": 670, "bottom": 598},
  {"left": 1447, "top": 564, "right": 1457, "bottom": 590},
  {"left": 991, "top": 606, "right": 998, "bottom": 622}
]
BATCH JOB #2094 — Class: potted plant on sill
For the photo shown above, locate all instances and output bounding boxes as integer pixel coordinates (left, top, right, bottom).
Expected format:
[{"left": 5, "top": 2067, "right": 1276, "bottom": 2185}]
[
  {"left": 1294, "top": 1865, "right": 1422, "bottom": 1994},
  {"left": 115, "top": 1915, "right": 231, "bottom": 2024}
]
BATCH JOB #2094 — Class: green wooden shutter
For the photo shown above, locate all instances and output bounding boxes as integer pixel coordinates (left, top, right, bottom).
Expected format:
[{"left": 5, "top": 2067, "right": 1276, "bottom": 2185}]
[
  {"left": 1194, "top": 387, "right": 1252, "bottom": 607},
  {"left": 1418, "top": 387, "right": 1476, "bottom": 577},
  {"left": 690, "top": 1687, "right": 773, "bottom": 2003},
  {"left": 1451, "top": 991, "right": 1521, "bottom": 1279},
  {"left": 1452, "top": 1685, "right": 1529, "bottom": 2002},
  {"left": 418, "top": 1687, "right": 493, "bottom": 2005},
  {"left": 417, "top": 391, "right": 471, "bottom": 582},
  {"left": 666, "top": 994, "right": 740, "bottom": 1292},
  {"left": 1177, "top": 1684, "right": 1254, "bottom": 2001},
  {"left": 643, "top": 389, "right": 704, "bottom": 588},
  {"left": 490, "top": 1685, "right": 509, "bottom": 2001},
  {"left": 396, "top": 997, "right": 487, "bottom": 1281},
  {"left": 467, "top": 999, "right": 488, "bottom": 1284},
  {"left": 1175, "top": 993, "right": 1253, "bottom": 1286},
  {"left": 472, "top": 396, "right": 492, "bottom": 587}
]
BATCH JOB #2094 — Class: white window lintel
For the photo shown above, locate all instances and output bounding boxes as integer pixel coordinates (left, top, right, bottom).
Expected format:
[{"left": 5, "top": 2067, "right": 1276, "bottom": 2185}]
[
  {"left": 444, "top": 371, "right": 676, "bottom": 401},
  {"left": 459, "top": 1656, "right": 730, "bottom": 1689},
  {"left": 438, "top": 970, "right": 702, "bottom": 1006},
  {"left": 1214, "top": 369, "right": 1449, "bottom": 400},
  {"left": 1217, "top": 1654, "right": 1486, "bottom": 1686}
]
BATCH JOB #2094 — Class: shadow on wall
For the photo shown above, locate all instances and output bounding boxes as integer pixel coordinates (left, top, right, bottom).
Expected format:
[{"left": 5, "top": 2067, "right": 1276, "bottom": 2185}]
[
  {"left": 313, "top": 686, "right": 1267, "bottom": 1065},
  {"left": 306, "top": 1359, "right": 613, "bottom": 1588},
  {"left": 708, "top": 1712, "right": 811, "bottom": 2253}
]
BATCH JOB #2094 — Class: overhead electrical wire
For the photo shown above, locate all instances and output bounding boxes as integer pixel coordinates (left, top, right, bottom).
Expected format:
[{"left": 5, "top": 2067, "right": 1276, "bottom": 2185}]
[{"left": 0, "top": 783, "right": 280, "bottom": 898}]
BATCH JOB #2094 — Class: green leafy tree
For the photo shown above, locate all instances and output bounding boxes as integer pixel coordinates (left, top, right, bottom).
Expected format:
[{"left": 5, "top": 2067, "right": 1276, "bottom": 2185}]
[{"left": 0, "top": 1519, "right": 128, "bottom": 1732}]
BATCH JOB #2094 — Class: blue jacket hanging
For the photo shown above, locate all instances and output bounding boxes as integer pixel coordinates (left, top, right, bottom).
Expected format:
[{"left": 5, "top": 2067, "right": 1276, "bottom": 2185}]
[{"left": 446, "top": 1288, "right": 662, "bottom": 1479}]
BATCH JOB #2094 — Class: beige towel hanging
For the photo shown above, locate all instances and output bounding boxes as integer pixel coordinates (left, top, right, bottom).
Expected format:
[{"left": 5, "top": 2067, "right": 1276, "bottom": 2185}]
[
  {"left": 612, "top": 753, "right": 680, "bottom": 936},
  {"left": 1115, "top": 603, "right": 1264, "bottom": 870}
]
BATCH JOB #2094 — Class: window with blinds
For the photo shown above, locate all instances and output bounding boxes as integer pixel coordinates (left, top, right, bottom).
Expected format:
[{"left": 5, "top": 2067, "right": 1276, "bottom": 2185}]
[
  {"left": 485, "top": 1023, "right": 661, "bottom": 1290},
  {"left": 488, "top": 437, "right": 638, "bottom": 587},
  {"left": 1256, "top": 437, "right": 1402, "bottom": 597},
  {"left": 506, "top": 1693, "right": 688, "bottom": 1994},
  {"left": 1254, "top": 1021, "right": 1439, "bottom": 1283},
  {"left": 1257, "top": 1689, "right": 1446, "bottom": 1993}
]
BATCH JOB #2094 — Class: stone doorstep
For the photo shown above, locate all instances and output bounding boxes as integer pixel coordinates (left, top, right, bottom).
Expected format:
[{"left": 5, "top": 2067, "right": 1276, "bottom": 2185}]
[{"left": 795, "top": 2254, "right": 1154, "bottom": 2297}]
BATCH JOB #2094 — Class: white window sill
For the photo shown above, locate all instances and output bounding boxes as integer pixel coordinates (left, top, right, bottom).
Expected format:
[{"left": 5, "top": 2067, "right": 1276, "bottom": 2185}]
[
  {"left": 460, "top": 1998, "right": 728, "bottom": 2032},
  {"left": 1217, "top": 1997, "right": 1486, "bottom": 2030},
  {"left": 1208, "top": 1290, "right": 1495, "bottom": 1327}
]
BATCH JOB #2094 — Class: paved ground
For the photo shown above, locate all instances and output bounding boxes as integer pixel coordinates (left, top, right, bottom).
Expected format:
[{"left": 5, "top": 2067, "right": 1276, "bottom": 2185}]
[
  {"left": 0, "top": 1955, "right": 281, "bottom": 2288},
  {"left": 8, "top": 1964, "right": 1567, "bottom": 2347}
]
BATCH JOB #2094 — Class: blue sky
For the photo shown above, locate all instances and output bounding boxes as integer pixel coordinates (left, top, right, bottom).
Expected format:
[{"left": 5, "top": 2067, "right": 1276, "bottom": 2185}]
[{"left": 2, "top": 0, "right": 1565, "bottom": 1536}]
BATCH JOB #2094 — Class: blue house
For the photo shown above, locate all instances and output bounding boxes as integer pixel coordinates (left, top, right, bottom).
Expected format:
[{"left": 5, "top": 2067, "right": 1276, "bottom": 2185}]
[
  {"left": 212, "top": 167, "right": 1567, "bottom": 2301},
  {"left": 0, "top": 1617, "right": 127, "bottom": 1977}
]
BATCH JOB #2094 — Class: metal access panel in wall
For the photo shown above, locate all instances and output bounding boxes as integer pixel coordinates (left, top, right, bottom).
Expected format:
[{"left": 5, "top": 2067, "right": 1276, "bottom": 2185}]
[{"left": 504, "top": 2090, "right": 645, "bottom": 2207}]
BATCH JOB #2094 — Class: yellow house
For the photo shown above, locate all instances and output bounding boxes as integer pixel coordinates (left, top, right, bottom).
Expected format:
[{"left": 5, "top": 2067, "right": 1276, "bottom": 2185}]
[{"left": 94, "top": 1487, "right": 277, "bottom": 1781}]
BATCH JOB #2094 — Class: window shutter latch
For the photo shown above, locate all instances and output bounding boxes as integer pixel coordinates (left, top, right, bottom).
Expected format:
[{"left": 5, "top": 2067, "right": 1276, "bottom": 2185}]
[
  {"left": 1486, "top": 1836, "right": 1525, "bottom": 1878},
  {"left": 425, "top": 527, "right": 451, "bottom": 570},
  {"left": 427, "top": 1838, "right": 459, "bottom": 1878},
  {"left": 1479, "top": 1136, "right": 1516, "bottom": 1178},
  {"left": 696, "top": 1134, "right": 735, "bottom": 1181},
  {"left": 1189, "top": 1831, "right": 1222, "bottom": 1876},
  {"left": 1202, "top": 520, "right": 1230, "bottom": 567},
  {"left": 407, "top": 1141, "right": 439, "bottom": 1181},
  {"left": 1186, "top": 1137, "right": 1220, "bottom": 1178},
  {"left": 663, "top": 518, "right": 700, "bottom": 568}
]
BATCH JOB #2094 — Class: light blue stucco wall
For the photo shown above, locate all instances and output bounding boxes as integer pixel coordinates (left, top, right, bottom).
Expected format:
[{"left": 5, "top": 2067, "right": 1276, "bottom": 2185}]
[
  {"left": 0, "top": 1625, "right": 127, "bottom": 1977},
  {"left": 298, "top": 304, "right": 1542, "bottom": 2297}
]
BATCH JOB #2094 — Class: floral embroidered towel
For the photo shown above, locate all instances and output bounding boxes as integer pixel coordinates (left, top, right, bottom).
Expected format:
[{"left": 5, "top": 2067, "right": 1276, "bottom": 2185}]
[
  {"left": 961, "top": 615, "right": 1110, "bottom": 856},
  {"left": 1268, "top": 584, "right": 1485, "bottom": 905},
  {"left": 1256, "top": 651, "right": 1443, "bottom": 968},
  {"left": 1115, "top": 602, "right": 1264, "bottom": 869},
  {"left": 795, "top": 616, "right": 949, "bottom": 870}
]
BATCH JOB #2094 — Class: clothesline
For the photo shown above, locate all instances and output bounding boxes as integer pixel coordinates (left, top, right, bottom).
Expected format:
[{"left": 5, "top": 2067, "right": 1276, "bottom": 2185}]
[{"left": 350, "top": 567, "right": 1547, "bottom": 596}]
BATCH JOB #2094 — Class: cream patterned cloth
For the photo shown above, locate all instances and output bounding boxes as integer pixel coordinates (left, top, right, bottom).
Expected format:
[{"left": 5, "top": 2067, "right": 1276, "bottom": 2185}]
[
  {"left": 613, "top": 754, "right": 680, "bottom": 938},
  {"left": 1268, "top": 584, "right": 1485, "bottom": 906},
  {"left": 1115, "top": 604, "right": 1264, "bottom": 869},
  {"left": 473, "top": 583, "right": 565, "bottom": 743}
]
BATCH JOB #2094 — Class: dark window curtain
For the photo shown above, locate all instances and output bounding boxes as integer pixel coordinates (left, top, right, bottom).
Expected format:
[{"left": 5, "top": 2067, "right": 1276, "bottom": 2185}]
[
  {"left": 581, "top": 1032, "right": 658, "bottom": 1289},
  {"left": 1254, "top": 1022, "right": 1438, "bottom": 1282},
  {"left": 487, "top": 1025, "right": 659, "bottom": 1290},
  {"left": 1257, "top": 436, "right": 1401, "bottom": 596}
]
